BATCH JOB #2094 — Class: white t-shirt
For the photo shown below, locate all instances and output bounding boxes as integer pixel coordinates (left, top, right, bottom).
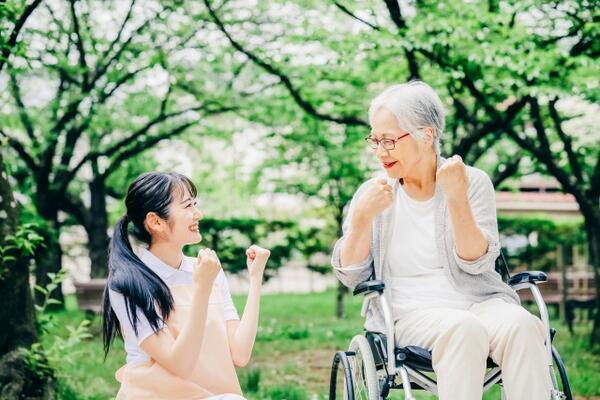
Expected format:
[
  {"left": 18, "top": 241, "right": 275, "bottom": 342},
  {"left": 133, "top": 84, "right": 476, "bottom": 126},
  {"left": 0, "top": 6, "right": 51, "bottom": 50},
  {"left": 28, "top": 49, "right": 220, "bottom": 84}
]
[
  {"left": 385, "top": 183, "right": 477, "bottom": 317},
  {"left": 109, "top": 249, "right": 239, "bottom": 365}
]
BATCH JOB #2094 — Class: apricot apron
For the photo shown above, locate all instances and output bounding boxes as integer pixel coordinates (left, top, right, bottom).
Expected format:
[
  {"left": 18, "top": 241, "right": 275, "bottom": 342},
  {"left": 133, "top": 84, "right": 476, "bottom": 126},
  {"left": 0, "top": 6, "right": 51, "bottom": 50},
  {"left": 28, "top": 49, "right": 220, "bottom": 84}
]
[{"left": 115, "top": 284, "right": 243, "bottom": 399}]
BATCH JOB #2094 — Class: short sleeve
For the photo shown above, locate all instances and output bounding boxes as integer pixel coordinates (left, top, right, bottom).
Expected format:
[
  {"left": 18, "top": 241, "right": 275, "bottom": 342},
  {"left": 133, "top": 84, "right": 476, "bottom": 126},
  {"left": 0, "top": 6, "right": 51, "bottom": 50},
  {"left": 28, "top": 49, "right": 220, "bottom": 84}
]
[
  {"left": 109, "top": 289, "right": 166, "bottom": 345},
  {"left": 216, "top": 271, "right": 239, "bottom": 321}
]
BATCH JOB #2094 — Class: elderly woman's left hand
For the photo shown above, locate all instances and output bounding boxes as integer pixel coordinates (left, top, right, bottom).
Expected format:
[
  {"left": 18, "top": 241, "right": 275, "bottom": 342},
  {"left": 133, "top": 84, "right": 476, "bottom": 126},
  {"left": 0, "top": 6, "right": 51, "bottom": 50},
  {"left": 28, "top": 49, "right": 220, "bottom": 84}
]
[{"left": 436, "top": 155, "right": 468, "bottom": 201}]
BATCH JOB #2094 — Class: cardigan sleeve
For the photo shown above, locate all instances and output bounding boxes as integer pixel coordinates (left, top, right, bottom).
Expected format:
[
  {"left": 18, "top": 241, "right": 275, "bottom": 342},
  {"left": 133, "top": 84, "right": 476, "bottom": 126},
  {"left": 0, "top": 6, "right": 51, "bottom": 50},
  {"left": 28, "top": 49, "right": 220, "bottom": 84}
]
[
  {"left": 331, "top": 180, "right": 375, "bottom": 288},
  {"left": 452, "top": 168, "right": 501, "bottom": 275}
]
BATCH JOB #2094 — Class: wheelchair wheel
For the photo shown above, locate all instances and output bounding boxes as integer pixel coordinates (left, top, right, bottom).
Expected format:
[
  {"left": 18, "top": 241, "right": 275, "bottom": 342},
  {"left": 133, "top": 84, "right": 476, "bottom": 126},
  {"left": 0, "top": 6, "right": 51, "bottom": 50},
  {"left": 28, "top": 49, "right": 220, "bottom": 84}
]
[
  {"left": 552, "top": 345, "right": 573, "bottom": 400},
  {"left": 348, "top": 335, "right": 379, "bottom": 400},
  {"left": 329, "top": 351, "right": 355, "bottom": 400}
]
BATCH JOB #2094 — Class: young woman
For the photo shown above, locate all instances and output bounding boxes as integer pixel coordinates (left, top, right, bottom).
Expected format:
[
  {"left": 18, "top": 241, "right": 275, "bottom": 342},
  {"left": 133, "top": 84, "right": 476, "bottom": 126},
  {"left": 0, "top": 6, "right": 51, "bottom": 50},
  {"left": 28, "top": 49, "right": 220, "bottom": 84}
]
[{"left": 102, "top": 172, "right": 270, "bottom": 399}]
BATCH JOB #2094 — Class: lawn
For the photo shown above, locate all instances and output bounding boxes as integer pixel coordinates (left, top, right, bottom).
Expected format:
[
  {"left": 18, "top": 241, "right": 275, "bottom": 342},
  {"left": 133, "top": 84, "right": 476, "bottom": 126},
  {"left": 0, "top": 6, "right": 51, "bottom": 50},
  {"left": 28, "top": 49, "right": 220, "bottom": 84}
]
[{"left": 44, "top": 290, "right": 599, "bottom": 399}]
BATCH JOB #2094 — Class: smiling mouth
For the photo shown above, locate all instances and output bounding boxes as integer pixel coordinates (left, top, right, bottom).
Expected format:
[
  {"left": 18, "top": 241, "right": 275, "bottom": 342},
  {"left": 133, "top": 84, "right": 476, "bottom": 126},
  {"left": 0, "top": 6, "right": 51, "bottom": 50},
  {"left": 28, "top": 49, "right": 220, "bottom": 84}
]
[
  {"left": 382, "top": 161, "right": 397, "bottom": 169},
  {"left": 189, "top": 225, "right": 199, "bottom": 232}
]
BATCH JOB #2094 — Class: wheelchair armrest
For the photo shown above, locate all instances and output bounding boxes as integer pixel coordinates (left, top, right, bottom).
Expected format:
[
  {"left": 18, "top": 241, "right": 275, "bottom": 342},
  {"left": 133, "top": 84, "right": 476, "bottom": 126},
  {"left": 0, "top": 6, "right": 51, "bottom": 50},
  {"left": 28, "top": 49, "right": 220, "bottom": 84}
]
[
  {"left": 353, "top": 280, "right": 385, "bottom": 296},
  {"left": 508, "top": 271, "right": 547, "bottom": 286}
]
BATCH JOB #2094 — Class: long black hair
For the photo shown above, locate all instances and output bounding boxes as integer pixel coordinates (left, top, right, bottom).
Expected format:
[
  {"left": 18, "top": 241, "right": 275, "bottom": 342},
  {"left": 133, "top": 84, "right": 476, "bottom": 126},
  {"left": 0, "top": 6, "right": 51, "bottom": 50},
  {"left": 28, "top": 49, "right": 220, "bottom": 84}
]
[{"left": 102, "top": 172, "right": 198, "bottom": 357}]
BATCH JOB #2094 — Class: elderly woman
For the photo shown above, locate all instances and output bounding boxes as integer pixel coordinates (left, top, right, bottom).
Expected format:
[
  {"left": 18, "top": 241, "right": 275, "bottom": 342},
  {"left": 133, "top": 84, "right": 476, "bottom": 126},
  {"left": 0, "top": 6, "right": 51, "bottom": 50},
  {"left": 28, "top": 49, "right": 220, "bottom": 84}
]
[{"left": 332, "top": 81, "right": 551, "bottom": 399}]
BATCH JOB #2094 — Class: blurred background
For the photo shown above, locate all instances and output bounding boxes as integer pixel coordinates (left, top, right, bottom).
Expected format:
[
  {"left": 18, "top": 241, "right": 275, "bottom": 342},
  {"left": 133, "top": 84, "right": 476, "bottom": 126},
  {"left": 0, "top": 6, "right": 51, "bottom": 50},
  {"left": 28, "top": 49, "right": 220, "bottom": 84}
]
[{"left": 0, "top": 0, "right": 598, "bottom": 398}]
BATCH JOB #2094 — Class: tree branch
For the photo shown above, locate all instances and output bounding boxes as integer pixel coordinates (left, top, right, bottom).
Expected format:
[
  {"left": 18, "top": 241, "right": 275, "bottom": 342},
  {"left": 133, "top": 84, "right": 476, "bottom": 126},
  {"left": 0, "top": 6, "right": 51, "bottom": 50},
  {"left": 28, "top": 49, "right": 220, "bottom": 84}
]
[
  {"left": 332, "top": 1, "right": 380, "bottom": 30},
  {"left": 382, "top": 0, "right": 420, "bottom": 79},
  {"left": 0, "top": 130, "right": 38, "bottom": 173},
  {"left": 68, "top": 0, "right": 89, "bottom": 87},
  {"left": 383, "top": 0, "right": 406, "bottom": 29},
  {"left": 105, "top": 184, "right": 124, "bottom": 199},
  {"left": 95, "top": 64, "right": 153, "bottom": 106},
  {"left": 93, "top": 0, "right": 137, "bottom": 78},
  {"left": 8, "top": 68, "right": 37, "bottom": 144},
  {"left": 529, "top": 98, "right": 555, "bottom": 161},
  {"left": 0, "top": 0, "right": 43, "bottom": 72},
  {"left": 56, "top": 117, "right": 93, "bottom": 173},
  {"left": 43, "top": 95, "right": 85, "bottom": 174},
  {"left": 203, "top": 0, "right": 367, "bottom": 127},
  {"left": 591, "top": 156, "right": 600, "bottom": 200},
  {"left": 548, "top": 97, "right": 583, "bottom": 183},
  {"left": 101, "top": 121, "right": 199, "bottom": 179},
  {"left": 492, "top": 155, "right": 521, "bottom": 187},
  {"left": 59, "top": 194, "right": 90, "bottom": 229},
  {"left": 54, "top": 103, "right": 233, "bottom": 197},
  {"left": 452, "top": 96, "right": 528, "bottom": 158},
  {"left": 502, "top": 122, "right": 582, "bottom": 203},
  {"left": 91, "top": 9, "right": 156, "bottom": 88}
]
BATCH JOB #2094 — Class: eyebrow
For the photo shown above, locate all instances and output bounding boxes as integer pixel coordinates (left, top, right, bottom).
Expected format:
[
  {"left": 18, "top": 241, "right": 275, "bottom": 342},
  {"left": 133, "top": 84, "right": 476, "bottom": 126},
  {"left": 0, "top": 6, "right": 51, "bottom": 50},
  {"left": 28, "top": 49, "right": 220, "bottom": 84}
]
[
  {"left": 369, "top": 132, "right": 402, "bottom": 138},
  {"left": 180, "top": 197, "right": 193, "bottom": 204}
]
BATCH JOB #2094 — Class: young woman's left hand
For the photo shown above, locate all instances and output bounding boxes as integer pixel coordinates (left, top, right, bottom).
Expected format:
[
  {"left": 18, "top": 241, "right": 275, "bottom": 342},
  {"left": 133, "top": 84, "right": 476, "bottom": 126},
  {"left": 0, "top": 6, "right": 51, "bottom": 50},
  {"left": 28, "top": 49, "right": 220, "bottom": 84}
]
[{"left": 246, "top": 245, "right": 270, "bottom": 280}]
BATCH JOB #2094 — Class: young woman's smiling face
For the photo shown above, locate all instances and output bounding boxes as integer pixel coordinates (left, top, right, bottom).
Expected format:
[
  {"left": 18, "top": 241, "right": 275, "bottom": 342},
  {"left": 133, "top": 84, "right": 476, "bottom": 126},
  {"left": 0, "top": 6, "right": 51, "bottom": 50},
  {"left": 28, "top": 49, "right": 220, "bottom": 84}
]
[{"left": 166, "top": 186, "right": 203, "bottom": 246}]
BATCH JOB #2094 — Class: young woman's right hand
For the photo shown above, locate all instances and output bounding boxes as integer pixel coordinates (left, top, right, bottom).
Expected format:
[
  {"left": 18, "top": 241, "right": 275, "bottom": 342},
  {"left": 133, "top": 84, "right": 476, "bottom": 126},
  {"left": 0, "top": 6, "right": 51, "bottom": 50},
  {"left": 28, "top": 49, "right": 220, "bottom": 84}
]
[
  {"left": 193, "top": 248, "right": 222, "bottom": 286},
  {"left": 354, "top": 179, "right": 393, "bottom": 220}
]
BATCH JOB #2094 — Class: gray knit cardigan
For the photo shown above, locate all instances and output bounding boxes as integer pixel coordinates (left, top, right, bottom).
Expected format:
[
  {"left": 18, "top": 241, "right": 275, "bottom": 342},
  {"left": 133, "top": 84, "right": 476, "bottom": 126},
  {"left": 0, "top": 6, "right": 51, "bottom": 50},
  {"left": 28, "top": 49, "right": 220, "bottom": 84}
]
[{"left": 331, "top": 157, "right": 520, "bottom": 333}]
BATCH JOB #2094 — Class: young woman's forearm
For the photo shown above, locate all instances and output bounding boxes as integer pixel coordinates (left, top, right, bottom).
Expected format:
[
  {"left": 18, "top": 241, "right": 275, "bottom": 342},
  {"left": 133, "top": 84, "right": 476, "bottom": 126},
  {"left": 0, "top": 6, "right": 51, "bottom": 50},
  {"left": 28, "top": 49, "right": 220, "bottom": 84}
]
[
  {"left": 230, "top": 279, "right": 262, "bottom": 367},
  {"left": 141, "top": 282, "right": 212, "bottom": 379}
]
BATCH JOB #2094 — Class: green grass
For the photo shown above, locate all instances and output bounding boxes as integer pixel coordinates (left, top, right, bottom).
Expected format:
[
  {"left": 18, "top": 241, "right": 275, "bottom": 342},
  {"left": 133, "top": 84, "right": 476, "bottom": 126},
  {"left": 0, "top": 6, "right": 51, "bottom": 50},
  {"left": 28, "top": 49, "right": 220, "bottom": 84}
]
[{"left": 42, "top": 291, "right": 599, "bottom": 399}]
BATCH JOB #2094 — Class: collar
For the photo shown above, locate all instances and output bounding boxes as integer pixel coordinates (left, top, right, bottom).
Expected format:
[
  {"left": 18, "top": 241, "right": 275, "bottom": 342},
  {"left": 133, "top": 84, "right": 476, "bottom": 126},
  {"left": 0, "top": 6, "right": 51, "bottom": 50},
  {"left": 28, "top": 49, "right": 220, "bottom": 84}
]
[{"left": 140, "top": 249, "right": 192, "bottom": 279}]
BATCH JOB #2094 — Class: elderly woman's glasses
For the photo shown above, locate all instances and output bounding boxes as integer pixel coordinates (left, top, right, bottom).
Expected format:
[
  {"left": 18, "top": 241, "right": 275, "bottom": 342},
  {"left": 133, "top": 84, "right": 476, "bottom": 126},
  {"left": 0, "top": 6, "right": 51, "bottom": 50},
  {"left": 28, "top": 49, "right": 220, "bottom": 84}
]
[{"left": 365, "top": 133, "right": 410, "bottom": 150}]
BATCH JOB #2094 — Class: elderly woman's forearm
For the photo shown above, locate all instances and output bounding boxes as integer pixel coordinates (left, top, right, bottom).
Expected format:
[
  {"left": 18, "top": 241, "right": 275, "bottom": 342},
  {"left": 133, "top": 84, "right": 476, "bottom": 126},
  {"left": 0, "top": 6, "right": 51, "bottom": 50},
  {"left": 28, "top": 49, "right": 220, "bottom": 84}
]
[
  {"left": 447, "top": 195, "right": 488, "bottom": 261},
  {"left": 340, "top": 214, "right": 373, "bottom": 267}
]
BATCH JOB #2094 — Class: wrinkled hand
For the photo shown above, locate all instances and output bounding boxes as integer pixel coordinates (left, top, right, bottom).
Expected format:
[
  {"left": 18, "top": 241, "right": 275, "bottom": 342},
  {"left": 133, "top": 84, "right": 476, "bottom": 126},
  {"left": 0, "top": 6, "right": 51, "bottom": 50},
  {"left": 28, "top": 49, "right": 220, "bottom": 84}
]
[
  {"left": 246, "top": 245, "right": 270, "bottom": 280},
  {"left": 193, "top": 248, "right": 222, "bottom": 286},
  {"left": 354, "top": 179, "right": 393, "bottom": 221},
  {"left": 436, "top": 155, "right": 468, "bottom": 201}
]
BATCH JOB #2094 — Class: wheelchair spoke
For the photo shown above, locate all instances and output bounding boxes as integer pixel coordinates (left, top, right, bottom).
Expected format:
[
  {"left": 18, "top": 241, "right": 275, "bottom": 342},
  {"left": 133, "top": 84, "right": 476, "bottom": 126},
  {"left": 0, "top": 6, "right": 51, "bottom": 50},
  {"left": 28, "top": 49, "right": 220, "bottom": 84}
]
[{"left": 349, "top": 352, "right": 370, "bottom": 400}]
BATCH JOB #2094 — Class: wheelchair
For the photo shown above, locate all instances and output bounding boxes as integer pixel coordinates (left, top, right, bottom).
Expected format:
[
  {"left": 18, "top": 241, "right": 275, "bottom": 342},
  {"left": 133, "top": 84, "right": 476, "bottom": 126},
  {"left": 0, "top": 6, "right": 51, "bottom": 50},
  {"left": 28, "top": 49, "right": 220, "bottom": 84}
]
[{"left": 328, "top": 253, "right": 572, "bottom": 400}]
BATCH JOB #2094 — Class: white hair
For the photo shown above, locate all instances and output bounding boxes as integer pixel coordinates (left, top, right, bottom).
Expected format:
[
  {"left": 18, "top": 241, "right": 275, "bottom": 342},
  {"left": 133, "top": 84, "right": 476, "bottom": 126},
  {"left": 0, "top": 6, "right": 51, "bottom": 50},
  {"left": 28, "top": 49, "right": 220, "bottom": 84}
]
[{"left": 368, "top": 81, "right": 445, "bottom": 155}]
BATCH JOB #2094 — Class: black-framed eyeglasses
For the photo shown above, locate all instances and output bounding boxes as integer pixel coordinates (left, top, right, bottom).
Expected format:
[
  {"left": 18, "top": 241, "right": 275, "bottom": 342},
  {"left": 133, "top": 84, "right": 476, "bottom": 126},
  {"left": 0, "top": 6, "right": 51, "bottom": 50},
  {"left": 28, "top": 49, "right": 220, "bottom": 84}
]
[{"left": 365, "top": 133, "right": 410, "bottom": 150}]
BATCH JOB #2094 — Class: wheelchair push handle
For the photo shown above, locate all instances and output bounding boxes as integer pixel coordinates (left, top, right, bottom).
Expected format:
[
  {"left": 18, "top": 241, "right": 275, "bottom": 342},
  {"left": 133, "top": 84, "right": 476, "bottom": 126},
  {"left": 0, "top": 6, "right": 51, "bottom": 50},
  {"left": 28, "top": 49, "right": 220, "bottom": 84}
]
[
  {"left": 353, "top": 280, "right": 385, "bottom": 296},
  {"left": 507, "top": 270, "right": 547, "bottom": 286}
]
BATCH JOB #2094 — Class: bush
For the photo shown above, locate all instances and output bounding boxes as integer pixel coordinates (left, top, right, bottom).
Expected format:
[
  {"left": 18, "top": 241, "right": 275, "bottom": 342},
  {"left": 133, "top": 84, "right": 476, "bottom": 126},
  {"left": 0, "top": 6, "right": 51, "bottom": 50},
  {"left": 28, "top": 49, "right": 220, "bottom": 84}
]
[
  {"left": 241, "top": 367, "right": 261, "bottom": 393},
  {"left": 265, "top": 385, "right": 308, "bottom": 400},
  {"left": 498, "top": 216, "right": 586, "bottom": 272}
]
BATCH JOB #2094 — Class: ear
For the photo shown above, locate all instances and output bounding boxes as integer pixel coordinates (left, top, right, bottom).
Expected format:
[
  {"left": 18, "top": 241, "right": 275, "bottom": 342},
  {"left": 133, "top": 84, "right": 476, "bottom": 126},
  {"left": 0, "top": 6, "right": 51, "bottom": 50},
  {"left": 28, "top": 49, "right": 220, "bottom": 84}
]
[
  {"left": 421, "top": 127, "right": 435, "bottom": 151},
  {"left": 144, "top": 212, "right": 164, "bottom": 235}
]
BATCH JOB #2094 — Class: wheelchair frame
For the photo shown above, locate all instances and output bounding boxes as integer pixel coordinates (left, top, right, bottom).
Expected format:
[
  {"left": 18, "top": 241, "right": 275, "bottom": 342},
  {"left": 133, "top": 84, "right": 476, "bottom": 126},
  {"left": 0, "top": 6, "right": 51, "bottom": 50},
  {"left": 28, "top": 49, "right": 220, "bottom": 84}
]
[{"left": 329, "top": 263, "right": 572, "bottom": 400}]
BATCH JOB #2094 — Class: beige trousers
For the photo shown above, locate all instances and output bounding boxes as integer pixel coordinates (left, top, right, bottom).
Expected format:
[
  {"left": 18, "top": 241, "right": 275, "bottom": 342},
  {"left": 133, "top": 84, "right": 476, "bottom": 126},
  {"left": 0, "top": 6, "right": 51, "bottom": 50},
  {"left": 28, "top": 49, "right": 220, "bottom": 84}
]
[{"left": 394, "top": 298, "right": 552, "bottom": 400}]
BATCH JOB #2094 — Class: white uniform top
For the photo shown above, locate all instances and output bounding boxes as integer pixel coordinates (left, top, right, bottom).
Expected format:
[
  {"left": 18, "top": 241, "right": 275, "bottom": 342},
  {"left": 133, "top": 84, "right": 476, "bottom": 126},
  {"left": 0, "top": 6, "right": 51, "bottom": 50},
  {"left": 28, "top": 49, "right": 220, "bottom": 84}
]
[
  {"left": 109, "top": 249, "right": 239, "bottom": 365},
  {"left": 385, "top": 183, "right": 478, "bottom": 317}
]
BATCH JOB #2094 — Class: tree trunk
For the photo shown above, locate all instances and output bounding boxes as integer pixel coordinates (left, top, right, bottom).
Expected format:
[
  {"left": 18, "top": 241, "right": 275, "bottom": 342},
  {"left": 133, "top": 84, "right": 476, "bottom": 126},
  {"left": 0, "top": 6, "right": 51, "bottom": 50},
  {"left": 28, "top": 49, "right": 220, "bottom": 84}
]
[
  {"left": 88, "top": 175, "right": 109, "bottom": 278},
  {"left": 0, "top": 150, "right": 55, "bottom": 399},
  {"left": 336, "top": 282, "right": 348, "bottom": 319},
  {"left": 33, "top": 202, "right": 64, "bottom": 308},
  {"left": 334, "top": 204, "right": 348, "bottom": 319},
  {"left": 0, "top": 155, "right": 37, "bottom": 354},
  {"left": 585, "top": 219, "right": 600, "bottom": 347}
]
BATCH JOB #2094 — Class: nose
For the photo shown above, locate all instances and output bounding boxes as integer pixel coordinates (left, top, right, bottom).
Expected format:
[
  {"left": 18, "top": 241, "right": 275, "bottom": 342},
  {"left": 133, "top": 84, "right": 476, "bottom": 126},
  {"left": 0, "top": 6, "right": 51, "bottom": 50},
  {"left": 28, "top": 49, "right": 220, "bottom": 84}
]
[
  {"left": 374, "top": 142, "right": 389, "bottom": 157},
  {"left": 193, "top": 206, "right": 202, "bottom": 221}
]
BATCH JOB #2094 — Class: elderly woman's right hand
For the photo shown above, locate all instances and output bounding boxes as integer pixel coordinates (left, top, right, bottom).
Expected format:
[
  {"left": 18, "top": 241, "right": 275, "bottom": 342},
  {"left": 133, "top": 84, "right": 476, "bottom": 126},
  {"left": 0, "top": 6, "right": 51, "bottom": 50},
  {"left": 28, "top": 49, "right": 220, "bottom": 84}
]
[{"left": 354, "top": 179, "right": 393, "bottom": 221}]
